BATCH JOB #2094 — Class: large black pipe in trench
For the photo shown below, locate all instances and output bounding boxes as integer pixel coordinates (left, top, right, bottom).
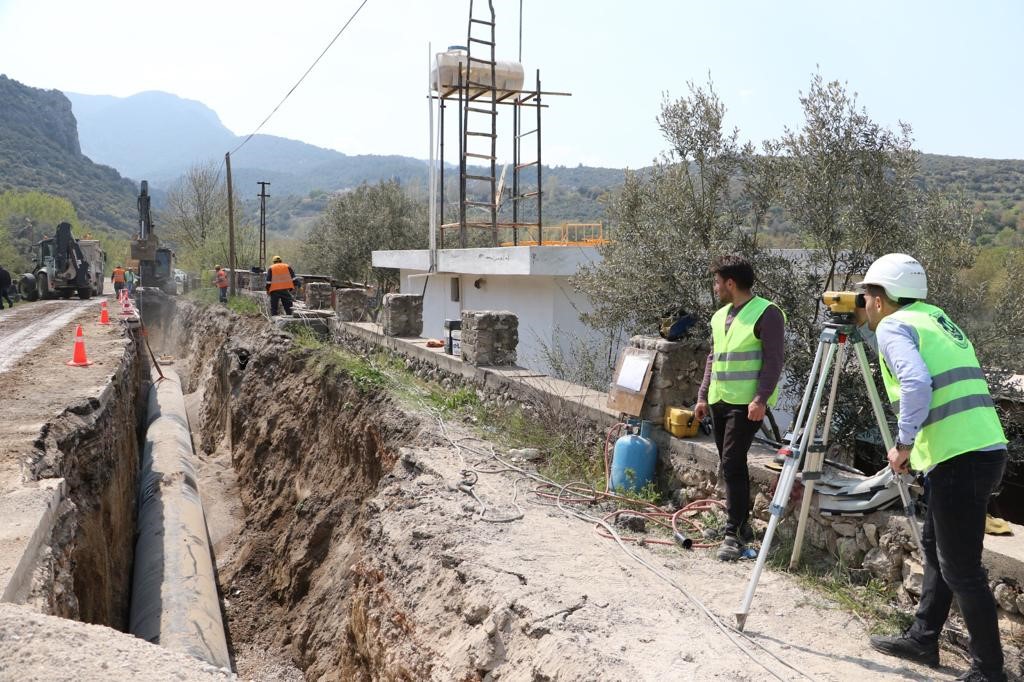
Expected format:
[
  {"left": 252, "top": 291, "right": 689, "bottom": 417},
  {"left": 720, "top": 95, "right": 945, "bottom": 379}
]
[{"left": 128, "top": 366, "right": 231, "bottom": 669}]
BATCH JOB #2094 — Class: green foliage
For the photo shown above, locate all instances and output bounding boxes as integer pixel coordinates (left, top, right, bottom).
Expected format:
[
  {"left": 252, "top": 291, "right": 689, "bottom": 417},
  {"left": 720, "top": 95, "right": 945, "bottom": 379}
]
[
  {"left": 162, "top": 162, "right": 260, "bottom": 273},
  {"left": 426, "top": 386, "right": 480, "bottom": 413},
  {"left": 303, "top": 179, "right": 428, "bottom": 289},
  {"left": 186, "top": 286, "right": 265, "bottom": 317}
]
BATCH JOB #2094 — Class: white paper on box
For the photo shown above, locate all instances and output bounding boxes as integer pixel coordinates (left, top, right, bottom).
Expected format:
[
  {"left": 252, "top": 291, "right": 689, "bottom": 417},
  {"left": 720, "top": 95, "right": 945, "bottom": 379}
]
[{"left": 616, "top": 354, "right": 649, "bottom": 392}]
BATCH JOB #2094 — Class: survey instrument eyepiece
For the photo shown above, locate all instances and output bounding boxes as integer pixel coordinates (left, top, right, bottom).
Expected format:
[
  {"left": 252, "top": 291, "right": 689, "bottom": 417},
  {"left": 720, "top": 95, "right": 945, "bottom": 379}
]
[{"left": 822, "top": 291, "right": 865, "bottom": 316}]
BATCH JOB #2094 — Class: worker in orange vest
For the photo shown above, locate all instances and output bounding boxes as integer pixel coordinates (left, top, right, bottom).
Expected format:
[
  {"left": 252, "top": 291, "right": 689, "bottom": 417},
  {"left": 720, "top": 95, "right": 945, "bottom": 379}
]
[
  {"left": 111, "top": 265, "right": 126, "bottom": 298},
  {"left": 265, "top": 256, "right": 296, "bottom": 316},
  {"left": 213, "top": 265, "right": 229, "bottom": 304}
]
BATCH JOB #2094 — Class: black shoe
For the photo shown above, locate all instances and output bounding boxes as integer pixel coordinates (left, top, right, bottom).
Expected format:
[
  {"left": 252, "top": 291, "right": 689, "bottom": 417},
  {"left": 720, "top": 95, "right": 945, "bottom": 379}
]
[
  {"left": 716, "top": 536, "right": 743, "bottom": 562},
  {"left": 869, "top": 631, "right": 939, "bottom": 668},
  {"left": 738, "top": 521, "right": 755, "bottom": 545}
]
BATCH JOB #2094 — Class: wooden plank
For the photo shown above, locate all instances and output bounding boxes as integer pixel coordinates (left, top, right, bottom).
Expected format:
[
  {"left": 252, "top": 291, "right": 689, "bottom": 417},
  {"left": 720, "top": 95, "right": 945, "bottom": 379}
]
[{"left": 606, "top": 347, "right": 655, "bottom": 417}]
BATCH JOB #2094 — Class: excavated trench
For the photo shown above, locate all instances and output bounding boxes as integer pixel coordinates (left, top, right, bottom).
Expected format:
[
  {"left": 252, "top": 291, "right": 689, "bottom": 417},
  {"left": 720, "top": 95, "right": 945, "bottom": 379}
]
[{"left": 141, "top": 296, "right": 426, "bottom": 679}]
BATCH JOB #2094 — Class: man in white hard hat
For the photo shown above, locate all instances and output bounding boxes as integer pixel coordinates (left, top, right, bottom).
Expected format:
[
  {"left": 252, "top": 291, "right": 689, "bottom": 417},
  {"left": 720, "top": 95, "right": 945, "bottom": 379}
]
[{"left": 855, "top": 253, "right": 1007, "bottom": 682}]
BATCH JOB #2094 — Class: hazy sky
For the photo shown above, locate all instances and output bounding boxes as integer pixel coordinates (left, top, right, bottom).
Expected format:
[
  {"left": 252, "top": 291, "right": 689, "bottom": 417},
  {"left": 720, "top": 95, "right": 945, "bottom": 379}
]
[{"left": 1, "top": 0, "right": 1021, "bottom": 168}]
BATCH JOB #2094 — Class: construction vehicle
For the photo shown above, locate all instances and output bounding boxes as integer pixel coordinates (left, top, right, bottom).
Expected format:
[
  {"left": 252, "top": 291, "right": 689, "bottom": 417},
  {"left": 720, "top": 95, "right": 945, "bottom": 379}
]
[
  {"left": 19, "top": 222, "right": 104, "bottom": 301},
  {"left": 131, "top": 180, "right": 177, "bottom": 294}
]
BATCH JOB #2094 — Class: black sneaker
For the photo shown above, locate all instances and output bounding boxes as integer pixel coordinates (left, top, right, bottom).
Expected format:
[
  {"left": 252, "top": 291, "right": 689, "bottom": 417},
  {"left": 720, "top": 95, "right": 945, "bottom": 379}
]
[
  {"left": 716, "top": 536, "right": 743, "bottom": 561},
  {"left": 869, "top": 631, "right": 939, "bottom": 668},
  {"left": 739, "top": 521, "right": 755, "bottom": 545}
]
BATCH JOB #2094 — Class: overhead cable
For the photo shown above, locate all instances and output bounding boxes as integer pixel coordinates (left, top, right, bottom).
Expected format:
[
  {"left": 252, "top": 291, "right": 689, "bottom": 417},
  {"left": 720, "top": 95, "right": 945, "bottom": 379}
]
[{"left": 230, "top": 0, "right": 370, "bottom": 156}]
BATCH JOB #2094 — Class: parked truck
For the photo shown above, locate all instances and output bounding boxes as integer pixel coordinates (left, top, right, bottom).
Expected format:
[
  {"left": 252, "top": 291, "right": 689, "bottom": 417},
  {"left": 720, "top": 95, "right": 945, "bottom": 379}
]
[
  {"left": 131, "top": 180, "right": 177, "bottom": 294},
  {"left": 19, "top": 222, "right": 105, "bottom": 301}
]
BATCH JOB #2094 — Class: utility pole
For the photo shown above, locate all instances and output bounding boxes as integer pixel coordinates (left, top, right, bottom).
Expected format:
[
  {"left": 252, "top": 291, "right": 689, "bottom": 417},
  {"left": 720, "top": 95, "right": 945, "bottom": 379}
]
[
  {"left": 257, "top": 181, "right": 270, "bottom": 271},
  {"left": 225, "top": 152, "right": 236, "bottom": 297}
]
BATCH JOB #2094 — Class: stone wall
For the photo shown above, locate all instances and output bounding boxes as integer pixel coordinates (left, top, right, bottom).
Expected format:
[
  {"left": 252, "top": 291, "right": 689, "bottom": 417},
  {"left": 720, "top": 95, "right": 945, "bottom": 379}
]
[
  {"left": 381, "top": 294, "right": 423, "bottom": 337},
  {"left": 335, "top": 288, "right": 369, "bottom": 322},
  {"left": 305, "top": 282, "right": 333, "bottom": 310},
  {"left": 460, "top": 311, "right": 518, "bottom": 367},
  {"left": 629, "top": 335, "right": 708, "bottom": 423}
]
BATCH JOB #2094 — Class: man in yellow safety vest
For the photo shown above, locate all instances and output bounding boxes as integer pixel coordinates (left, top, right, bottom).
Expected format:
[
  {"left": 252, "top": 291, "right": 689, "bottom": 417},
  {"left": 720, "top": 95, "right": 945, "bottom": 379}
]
[
  {"left": 857, "top": 253, "right": 1007, "bottom": 682},
  {"left": 694, "top": 254, "right": 785, "bottom": 562},
  {"left": 265, "top": 255, "right": 296, "bottom": 316}
]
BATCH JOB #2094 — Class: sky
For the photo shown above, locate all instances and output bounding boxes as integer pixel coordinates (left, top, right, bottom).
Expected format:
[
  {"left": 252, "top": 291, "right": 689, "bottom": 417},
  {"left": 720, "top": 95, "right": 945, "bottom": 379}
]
[{"left": 0, "top": 0, "right": 1022, "bottom": 168}]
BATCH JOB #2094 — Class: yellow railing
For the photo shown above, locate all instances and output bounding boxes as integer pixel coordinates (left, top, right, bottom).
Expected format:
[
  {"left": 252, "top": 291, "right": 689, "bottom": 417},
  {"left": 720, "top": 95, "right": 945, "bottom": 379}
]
[{"left": 498, "top": 222, "right": 607, "bottom": 247}]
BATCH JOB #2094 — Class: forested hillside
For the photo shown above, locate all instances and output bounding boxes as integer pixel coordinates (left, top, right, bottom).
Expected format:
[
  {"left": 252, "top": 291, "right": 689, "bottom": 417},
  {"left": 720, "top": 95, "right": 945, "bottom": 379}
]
[{"left": 0, "top": 75, "right": 138, "bottom": 234}]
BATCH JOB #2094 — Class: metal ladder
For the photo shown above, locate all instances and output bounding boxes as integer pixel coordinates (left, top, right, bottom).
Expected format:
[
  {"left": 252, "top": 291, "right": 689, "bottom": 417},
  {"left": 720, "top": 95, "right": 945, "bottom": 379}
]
[
  {"left": 512, "top": 71, "right": 542, "bottom": 245},
  {"left": 460, "top": 0, "right": 499, "bottom": 246}
]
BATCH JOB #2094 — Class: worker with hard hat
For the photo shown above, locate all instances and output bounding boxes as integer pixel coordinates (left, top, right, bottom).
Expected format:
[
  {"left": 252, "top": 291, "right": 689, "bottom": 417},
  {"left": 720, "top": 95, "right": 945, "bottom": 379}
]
[
  {"left": 265, "top": 255, "right": 296, "bottom": 316},
  {"left": 213, "top": 265, "right": 229, "bottom": 304},
  {"left": 856, "top": 254, "right": 1007, "bottom": 681}
]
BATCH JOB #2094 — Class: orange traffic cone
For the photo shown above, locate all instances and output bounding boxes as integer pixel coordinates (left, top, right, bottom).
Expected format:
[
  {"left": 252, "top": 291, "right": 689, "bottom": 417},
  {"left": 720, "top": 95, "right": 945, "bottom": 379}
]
[
  {"left": 67, "top": 325, "right": 93, "bottom": 367},
  {"left": 99, "top": 301, "right": 110, "bottom": 325}
]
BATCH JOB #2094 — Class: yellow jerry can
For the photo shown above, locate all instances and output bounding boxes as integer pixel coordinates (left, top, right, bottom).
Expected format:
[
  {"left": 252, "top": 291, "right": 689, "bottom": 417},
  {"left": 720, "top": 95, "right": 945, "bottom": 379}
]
[{"left": 663, "top": 406, "right": 700, "bottom": 438}]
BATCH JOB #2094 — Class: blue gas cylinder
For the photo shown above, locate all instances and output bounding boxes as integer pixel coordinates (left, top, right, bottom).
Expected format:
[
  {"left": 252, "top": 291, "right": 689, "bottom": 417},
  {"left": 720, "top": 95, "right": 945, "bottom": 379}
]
[{"left": 610, "top": 420, "right": 657, "bottom": 492}]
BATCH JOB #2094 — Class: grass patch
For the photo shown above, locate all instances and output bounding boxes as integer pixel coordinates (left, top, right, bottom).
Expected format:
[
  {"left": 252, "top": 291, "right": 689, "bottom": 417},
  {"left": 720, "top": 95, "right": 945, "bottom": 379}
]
[
  {"left": 187, "top": 287, "right": 265, "bottom": 317},
  {"left": 766, "top": 532, "right": 913, "bottom": 634}
]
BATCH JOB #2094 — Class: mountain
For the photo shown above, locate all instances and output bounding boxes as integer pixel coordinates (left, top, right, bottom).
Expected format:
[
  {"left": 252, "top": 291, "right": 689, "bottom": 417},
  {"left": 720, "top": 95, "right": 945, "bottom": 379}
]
[{"left": 0, "top": 75, "right": 138, "bottom": 233}]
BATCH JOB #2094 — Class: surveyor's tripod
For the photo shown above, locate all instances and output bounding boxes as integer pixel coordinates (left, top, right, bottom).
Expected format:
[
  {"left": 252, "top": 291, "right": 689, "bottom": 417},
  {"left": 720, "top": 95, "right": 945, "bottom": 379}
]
[{"left": 734, "top": 319, "right": 926, "bottom": 631}]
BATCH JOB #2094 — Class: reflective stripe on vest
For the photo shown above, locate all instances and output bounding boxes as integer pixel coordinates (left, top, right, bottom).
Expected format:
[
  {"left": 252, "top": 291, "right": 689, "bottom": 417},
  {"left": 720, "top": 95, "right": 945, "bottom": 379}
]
[
  {"left": 879, "top": 301, "right": 1006, "bottom": 470},
  {"left": 707, "top": 296, "right": 784, "bottom": 407},
  {"left": 112, "top": 268, "right": 125, "bottom": 283},
  {"left": 268, "top": 263, "right": 292, "bottom": 292}
]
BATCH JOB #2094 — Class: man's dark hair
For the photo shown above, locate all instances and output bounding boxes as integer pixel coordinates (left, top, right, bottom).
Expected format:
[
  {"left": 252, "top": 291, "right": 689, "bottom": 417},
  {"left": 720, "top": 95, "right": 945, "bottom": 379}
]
[
  {"left": 710, "top": 254, "right": 755, "bottom": 290},
  {"left": 863, "top": 283, "right": 912, "bottom": 307}
]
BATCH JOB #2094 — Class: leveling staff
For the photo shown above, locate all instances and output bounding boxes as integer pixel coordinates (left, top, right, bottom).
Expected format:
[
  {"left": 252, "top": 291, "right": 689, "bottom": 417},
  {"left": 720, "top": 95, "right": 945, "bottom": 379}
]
[
  {"left": 855, "top": 253, "right": 1007, "bottom": 682},
  {"left": 695, "top": 255, "right": 785, "bottom": 562}
]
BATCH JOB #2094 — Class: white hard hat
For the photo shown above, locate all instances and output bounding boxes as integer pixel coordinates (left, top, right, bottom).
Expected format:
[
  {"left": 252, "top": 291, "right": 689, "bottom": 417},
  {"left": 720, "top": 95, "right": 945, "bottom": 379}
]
[{"left": 861, "top": 253, "right": 927, "bottom": 300}]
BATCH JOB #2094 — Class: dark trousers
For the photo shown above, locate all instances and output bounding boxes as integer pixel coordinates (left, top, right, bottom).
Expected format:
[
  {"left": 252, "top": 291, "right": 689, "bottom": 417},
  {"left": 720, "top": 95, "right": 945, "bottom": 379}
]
[
  {"left": 218, "top": 286, "right": 228, "bottom": 303},
  {"left": 909, "top": 449, "right": 1007, "bottom": 677},
  {"left": 0, "top": 287, "right": 12, "bottom": 309},
  {"left": 711, "top": 401, "right": 762, "bottom": 537},
  {"left": 270, "top": 289, "right": 293, "bottom": 315},
  {"left": 114, "top": 282, "right": 125, "bottom": 297}
]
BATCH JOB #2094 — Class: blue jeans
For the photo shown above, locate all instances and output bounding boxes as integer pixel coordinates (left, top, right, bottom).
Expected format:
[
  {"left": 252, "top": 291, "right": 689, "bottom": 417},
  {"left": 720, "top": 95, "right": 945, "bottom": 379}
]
[
  {"left": 909, "top": 449, "right": 1007, "bottom": 678},
  {"left": 218, "top": 287, "right": 228, "bottom": 303}
]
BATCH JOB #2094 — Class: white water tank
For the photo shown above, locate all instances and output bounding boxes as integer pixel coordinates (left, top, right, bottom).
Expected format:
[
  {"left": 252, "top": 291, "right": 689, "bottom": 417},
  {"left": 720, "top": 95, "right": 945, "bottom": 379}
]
[{"left": 431, "top": 46, "right": 524, "bottom": 93}]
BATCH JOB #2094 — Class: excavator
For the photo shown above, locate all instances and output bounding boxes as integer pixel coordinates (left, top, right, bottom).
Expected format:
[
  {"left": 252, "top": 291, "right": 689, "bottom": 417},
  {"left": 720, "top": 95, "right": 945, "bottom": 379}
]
[
  {"left": 19, "top": 222, "right": 104, "bottom": 300},
  {"left": 131, "top": 180, "right": 177, "bottom": 294}
]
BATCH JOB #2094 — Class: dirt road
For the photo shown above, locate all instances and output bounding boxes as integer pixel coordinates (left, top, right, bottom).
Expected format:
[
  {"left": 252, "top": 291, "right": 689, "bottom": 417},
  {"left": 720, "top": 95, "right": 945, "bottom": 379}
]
[{"left": 0, "top": 298, "right": 100, "bottom": 373}]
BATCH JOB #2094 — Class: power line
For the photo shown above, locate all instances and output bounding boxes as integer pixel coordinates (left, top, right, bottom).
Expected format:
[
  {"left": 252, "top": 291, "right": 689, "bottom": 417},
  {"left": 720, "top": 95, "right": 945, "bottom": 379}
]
[{"left": 230, "top": 0, "right": 370, "bottom": 156}]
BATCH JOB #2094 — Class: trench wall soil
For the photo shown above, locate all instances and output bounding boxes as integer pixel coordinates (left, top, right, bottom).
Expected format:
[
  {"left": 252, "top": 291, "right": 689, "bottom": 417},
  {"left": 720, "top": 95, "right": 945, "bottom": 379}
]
[
  {"left": 24, "top": 326, "right": 144, "bottom": 628},
  {"left": 152, "top": 299, "right": 426, "bottom": 679}
]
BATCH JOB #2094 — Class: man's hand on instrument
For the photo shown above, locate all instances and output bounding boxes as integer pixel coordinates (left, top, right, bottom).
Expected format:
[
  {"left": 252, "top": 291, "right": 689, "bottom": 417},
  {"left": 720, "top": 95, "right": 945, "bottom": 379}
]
[{"left": 887, "top": 446, "right": 911, "bottom": 474}]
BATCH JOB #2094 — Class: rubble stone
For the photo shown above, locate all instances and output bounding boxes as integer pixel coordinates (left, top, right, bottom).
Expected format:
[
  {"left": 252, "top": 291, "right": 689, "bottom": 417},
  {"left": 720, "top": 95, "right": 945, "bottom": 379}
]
[
  {"left": 837, "top": 537, "right": 864, "bottom": 566},
  {"left": 993, "top": 582, "right": 1019, "bottom": 613},
  {"left": 335, "top": 288, "right": 369, "bottom": 321},
  {"left": 863, "top": 547, "right": 903, "bottom": 583},
  {"left": 831, "top": 522, "right": 857, "bottom": 537},
  {"left": 863, "top": 523, "right": 878, "bottom": 548},
  {"left": 382, "top": 294, "right": 423, "bottom": 337},
  {"left": 902, "top": 557, "right": 924, "bottom": 597},
  {"left": 628, "top": 335, "right": 708, "bottom": 424},
  {"left": 460, "top": 311, "right": 518, "bottom": 366},
  {"left": 305, "top": 282, "right": 333, "bottom": 310}
]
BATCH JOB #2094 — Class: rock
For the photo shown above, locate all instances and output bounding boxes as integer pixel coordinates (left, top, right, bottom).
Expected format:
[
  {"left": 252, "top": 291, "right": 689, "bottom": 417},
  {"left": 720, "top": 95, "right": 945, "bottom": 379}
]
[
  {"left": 508, "top": 448, "right": 542, "bottom": 461},
  {"left": 863, "top": 547, "right": 903, "bottom": 583},
  {"left": 805, "top": 518, "right": 830, "bottom": 551},
  {"left": 616, "top": 513, "right": 646, "bottom": 533},
  {"left": 831, "top": 522, "right": 857, "bottom": 537},
  {"left": 1016, "top": 593, "right": 1024, "bottom": 615},
  {"left": 837, "top": 537, "right": 863, "bottom": 566},
  {"left": 855, "top": 528, "right": 871, "bottom": 553},
  {"left": 863, "top": 523, "right": 878, "bottom": 548},
  {"left": 993, "top": 583, "right": 1019, "bottom": 613},
  {"left": 902, "top": 557, "right": 924, "bottom": 597},
  {"left": 752, "top": 493, "right": 769, "bottom": 518}
]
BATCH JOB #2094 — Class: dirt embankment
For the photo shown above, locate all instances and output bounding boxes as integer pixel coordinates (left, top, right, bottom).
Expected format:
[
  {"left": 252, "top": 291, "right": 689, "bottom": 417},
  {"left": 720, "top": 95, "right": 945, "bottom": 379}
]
[
  {"left": 18, "top": 314, "right": 144, "bottom": 627},
  {"left": 150, "top": 298, "right": 955, "bottom": 682}
]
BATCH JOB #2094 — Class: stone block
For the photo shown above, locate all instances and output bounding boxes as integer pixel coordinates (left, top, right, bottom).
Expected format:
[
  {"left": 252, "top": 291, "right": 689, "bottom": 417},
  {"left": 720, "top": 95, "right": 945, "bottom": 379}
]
[
  {"left": 305, "top": 282, "right": 333, "bottom": 310},
  {"left": 335, "top": 288, "right": 369, "bottom": 321},
  {"left": 863, "top": 546, "right": 903, "bottom": 583},
  {"left": 461, "top": 311, "right": 518, "bottom": 366},
  {"left": 629, "top": 335, "right": 708, "bottom": 425},
  {"left": 863, "top": 523, "right": 878, "bottom": 548},
  {"left": 993, "top": 582, "right": 1019, "bottom": 613},
  {"left": 382, "top": 294, "right": 423, "bottom": 337},
  {"left": 902, "top": 556, "right": 924, "bottom": 597},
  {"left": 831, "top": 521, "right": 857, "bottom": 537}
]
